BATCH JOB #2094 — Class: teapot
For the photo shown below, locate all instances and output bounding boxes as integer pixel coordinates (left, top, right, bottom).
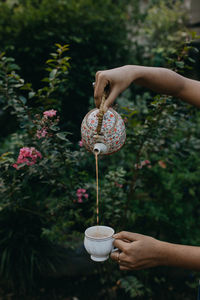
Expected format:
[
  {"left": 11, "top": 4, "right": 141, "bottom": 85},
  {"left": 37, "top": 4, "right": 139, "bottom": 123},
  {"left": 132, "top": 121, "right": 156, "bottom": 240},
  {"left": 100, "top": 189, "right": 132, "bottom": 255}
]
[{"left": 81, "top": 92, "right": 126, "bottom": 155}]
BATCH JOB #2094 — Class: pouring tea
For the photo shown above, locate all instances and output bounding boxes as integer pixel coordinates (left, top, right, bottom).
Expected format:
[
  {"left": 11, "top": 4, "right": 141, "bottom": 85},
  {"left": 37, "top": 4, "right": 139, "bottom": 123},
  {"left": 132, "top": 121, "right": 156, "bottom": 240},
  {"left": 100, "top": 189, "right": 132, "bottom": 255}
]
[{"left": 82, "top": 87, "right": 126, "bottom": 261}]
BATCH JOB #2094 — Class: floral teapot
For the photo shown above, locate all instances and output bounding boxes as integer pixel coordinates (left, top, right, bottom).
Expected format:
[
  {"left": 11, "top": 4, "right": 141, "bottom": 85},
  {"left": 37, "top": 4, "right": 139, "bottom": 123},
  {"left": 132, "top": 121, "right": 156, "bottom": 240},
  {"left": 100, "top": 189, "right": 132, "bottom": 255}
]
[{"left": 81, "top": 91, "right": 126, "bottom": 155}]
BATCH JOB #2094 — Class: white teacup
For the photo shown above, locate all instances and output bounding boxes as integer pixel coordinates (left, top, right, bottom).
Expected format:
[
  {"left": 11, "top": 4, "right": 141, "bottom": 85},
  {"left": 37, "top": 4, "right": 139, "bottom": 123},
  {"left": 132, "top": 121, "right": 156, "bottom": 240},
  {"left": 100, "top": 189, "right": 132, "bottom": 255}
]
[{"left": 84, "top": 225, "right": 116, "bottom": 262}]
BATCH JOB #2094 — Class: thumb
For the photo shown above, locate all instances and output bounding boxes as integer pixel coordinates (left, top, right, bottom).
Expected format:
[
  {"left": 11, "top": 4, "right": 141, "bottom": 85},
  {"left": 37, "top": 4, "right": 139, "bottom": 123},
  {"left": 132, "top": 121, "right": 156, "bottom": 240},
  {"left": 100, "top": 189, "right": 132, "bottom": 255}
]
[{"left": 113, "top": 231, "right": 144, "bottom": 242}]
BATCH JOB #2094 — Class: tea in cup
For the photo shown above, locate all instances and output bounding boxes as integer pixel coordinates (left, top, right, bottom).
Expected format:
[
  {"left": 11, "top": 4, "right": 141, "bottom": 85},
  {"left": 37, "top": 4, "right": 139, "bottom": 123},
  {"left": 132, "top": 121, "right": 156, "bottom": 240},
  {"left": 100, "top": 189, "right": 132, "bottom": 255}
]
[{"left": 84, "top": 225, "right": 116, "bottom": 262}]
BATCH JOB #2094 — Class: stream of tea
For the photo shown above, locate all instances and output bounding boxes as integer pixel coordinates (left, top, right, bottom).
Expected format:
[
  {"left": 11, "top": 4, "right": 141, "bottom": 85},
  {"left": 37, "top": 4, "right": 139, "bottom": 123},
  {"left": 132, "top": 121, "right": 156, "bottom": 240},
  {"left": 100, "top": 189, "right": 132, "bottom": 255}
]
[{"left": 95, "top": 152, "right": 99, "bottom": 225}]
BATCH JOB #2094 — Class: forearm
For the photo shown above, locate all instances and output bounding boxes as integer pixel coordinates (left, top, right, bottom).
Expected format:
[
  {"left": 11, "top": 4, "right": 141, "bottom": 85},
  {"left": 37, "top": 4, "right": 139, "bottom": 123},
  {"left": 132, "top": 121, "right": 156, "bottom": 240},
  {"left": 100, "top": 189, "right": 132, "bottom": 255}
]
[
  {"left": 130, "top": 66, "right": 184, "bottom": 95},
  {"left": 159, "top": 241, "right": 200, "bottom": 270},
  {"left": 126, "top": 65, "right": 200, "bottom": 107},
  {"left": 95, "top": 65, "right": 200, "bottom": 109}
]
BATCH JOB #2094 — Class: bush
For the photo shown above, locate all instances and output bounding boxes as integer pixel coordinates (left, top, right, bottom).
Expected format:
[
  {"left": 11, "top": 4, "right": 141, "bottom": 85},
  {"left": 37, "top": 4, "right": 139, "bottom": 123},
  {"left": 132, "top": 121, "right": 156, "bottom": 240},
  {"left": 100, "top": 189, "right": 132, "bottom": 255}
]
[{"left": 0, "top": 45, "right": 93, "bottom": 294}]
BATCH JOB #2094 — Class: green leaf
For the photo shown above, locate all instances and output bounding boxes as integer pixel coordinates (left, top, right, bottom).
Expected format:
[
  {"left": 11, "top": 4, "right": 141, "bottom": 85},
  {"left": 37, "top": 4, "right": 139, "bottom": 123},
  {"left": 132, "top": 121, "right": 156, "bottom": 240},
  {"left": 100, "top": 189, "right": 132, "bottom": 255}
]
[
  {"left": 50, "top": 125, "right": 59, "bottom": 131},
  {"left": 46, "top": 59, "right": 55, "bottom": 64},
  {"left": 19, "top": 96, "right": 27, "bottom": 104},
  {"left": 56, "top": 132, "right": 70, "bottom": 141},
  {"left": 175, "top": 61, "right": 185, "bottom": 68},
  {"left": 28, "top": 91, "right": 35, "bottom": 99},
  {"left": 49, "top": 69, "right": 57, "bottom": 79}
]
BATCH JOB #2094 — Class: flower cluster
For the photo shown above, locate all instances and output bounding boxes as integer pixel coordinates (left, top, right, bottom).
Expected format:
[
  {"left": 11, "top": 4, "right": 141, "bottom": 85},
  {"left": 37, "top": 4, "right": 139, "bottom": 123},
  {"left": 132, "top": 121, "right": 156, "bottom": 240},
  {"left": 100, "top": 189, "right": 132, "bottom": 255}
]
[
  {"left": 13, "top": 147, "right": 42, "bottom": 169},
  {"left": 36, "top": 128, "right": 48, "bottom": 139},
  {"left": 35, "top": 109, "right": 58, "bottom": 139},
  {"left": 135, "top": 160, "right": 151, "bottom": 170},
  {"left": 76, "top": 188, "right": 88, "bottom": 203},
  {"left": 43, "top": 109, "right": 57, "bottom": 118}
]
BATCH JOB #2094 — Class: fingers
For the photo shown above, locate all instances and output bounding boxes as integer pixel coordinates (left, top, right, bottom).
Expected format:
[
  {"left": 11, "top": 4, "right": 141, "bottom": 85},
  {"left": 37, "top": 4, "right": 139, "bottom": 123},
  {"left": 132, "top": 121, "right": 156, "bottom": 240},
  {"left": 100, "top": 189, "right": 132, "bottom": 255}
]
[
  {"left": 113, "top": 231, "right": 144, "bottom": 242},
  {"left": 94, "top": 71, "right": 119, "bottom": 110},
  {"left": 110, "top": 250, "right": 120, "bottom": 262},
  {"left": 110, "top": 251, "right": 127, "bottom": 265},
  {"left": 113, "top": 239, "right": 129, "bottom": 252},
  {"left": 119, "top": 265, "right": 130, "bottom": 271},
  {"left": 110, "top": 251, "right": 131, "bottom": 271}
]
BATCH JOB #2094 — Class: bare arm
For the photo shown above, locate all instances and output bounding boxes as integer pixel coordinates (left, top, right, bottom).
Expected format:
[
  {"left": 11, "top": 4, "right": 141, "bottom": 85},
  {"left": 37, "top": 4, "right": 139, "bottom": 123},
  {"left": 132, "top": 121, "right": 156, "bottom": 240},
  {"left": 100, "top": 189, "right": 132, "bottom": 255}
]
[
  {"left": 110, "top": 231, "right": 200, "bottom": 271},
  {"left": 94, "top": 65, "right": 200, "bottom": 110}
]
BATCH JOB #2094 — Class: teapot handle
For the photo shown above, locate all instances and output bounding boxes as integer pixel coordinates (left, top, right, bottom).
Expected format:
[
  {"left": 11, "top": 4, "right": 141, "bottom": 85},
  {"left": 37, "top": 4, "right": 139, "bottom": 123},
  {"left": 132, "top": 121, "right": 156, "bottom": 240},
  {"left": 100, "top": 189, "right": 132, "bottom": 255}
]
[
  {"left": 96, "top": 84, "right": 110, "bottom": 135},
  {"left": 96, "top": 92, "right": 106, "bottom": 135}
]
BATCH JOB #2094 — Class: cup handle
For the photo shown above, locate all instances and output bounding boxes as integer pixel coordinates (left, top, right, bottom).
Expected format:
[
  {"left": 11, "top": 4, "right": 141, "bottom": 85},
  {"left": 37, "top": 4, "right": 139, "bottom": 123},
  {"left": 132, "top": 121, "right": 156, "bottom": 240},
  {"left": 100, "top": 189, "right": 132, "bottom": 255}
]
[{"left": 111, "top": 247, "right": 119, "bottom": 253}]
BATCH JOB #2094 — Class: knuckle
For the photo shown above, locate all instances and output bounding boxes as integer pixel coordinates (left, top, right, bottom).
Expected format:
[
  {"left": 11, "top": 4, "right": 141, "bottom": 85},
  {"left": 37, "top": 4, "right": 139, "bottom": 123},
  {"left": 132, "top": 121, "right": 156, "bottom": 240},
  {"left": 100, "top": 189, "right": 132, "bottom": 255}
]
[
  {"left": 98, "top": 72, "right": 106, "bottom": 81},
  {"left": 117, "top": 231, "right": 124, "bottom": 236},
  {"left": 95, "top": 71, "right": 104, "bottom": 79},
  {"left": 121, "top": 231, "right": 128, "bottom": 235},
  {"left": 95, "top": 71, "right": 101, "bottom": 77}
]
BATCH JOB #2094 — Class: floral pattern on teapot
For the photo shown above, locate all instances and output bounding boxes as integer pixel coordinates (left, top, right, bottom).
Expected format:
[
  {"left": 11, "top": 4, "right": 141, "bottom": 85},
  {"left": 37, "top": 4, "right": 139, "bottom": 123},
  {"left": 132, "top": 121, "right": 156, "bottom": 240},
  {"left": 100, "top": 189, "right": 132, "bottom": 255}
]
[{"left": 81, "top": 108, "right": 126, "bottom": 155}]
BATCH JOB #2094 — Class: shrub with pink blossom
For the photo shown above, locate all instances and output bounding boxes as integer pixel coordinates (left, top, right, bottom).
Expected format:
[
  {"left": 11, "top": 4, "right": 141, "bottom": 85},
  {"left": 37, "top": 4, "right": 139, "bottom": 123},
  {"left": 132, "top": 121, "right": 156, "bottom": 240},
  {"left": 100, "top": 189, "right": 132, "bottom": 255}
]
[{"left": 13, "top": 147, "right": 42, "bottom": 169}]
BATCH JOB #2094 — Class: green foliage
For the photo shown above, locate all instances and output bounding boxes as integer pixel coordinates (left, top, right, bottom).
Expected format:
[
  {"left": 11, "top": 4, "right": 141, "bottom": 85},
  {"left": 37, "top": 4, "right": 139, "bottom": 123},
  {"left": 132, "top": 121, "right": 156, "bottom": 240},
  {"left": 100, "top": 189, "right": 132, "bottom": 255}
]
[
  {"left": 0, "top": 45, "right": 93, "bottom": 293},
  {"left": 143, "top": 1, "right": 188, "bottom": 51},
  {"left": 134, "top": 0, "right": 199, "bottom": 72},
  {"left": 120, "top": 276, "right": 151, "bottom": 298},
  {"left": 100, "top": 167, "right": 127, "bottom": 228}
]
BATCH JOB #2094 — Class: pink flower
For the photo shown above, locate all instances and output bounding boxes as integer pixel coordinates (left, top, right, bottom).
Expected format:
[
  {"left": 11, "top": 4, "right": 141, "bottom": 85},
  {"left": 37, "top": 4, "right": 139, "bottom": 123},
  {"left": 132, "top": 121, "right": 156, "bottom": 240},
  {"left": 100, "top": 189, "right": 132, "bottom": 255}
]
[
  {"left": 77, "top": 188, "right": 86, "bottom": 194},
  {"left": 79, "top": 140, "right": 83, "bottom": 147},
  {"left": 114, "top": 182, "right": 123, "bottom": 188},
  {"left": 43, "top": 109, "right": 57, "bottom": 118},
  {"left": 13, "top": 147, "right": 42, "bottom": 169},
  {"left": 75, "top": 188, "right": 88, "bottom": 203},
  {"left": 135, "top": 160, "right": 151, "bottom": 170},
  {"left": 36, "top": 128, "right": 48, "bottom": 139},
  {"left": 77, "top": 197, "right": 83, "bottom": 203}
]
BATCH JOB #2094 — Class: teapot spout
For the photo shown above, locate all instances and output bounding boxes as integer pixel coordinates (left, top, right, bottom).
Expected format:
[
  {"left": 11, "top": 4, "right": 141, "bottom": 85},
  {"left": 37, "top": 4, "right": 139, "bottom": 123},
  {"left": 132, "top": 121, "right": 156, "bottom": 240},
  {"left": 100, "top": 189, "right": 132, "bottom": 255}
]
[{"left": 93, "top": 143, "right": 108, "bottom": 155}]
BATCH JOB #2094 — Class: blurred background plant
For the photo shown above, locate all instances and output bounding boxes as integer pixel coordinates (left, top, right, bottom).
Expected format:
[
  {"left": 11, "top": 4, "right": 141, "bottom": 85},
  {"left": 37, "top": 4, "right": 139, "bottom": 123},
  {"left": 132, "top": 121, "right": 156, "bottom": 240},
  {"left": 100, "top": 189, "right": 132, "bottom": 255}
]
[{"left": 0, "top": 0, "right": 200, "bottom": 299}]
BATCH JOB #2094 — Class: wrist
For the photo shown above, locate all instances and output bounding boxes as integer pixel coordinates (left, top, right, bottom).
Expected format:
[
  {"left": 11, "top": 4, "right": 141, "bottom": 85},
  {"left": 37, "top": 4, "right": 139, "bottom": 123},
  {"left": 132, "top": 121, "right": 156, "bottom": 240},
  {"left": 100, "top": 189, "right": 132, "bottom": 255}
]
[
  {"left": 124, "top": 65, "right": 146, "bottom": 83},
  {"left": 155, "top": 240, "right": 172, "bottom": 266}
]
